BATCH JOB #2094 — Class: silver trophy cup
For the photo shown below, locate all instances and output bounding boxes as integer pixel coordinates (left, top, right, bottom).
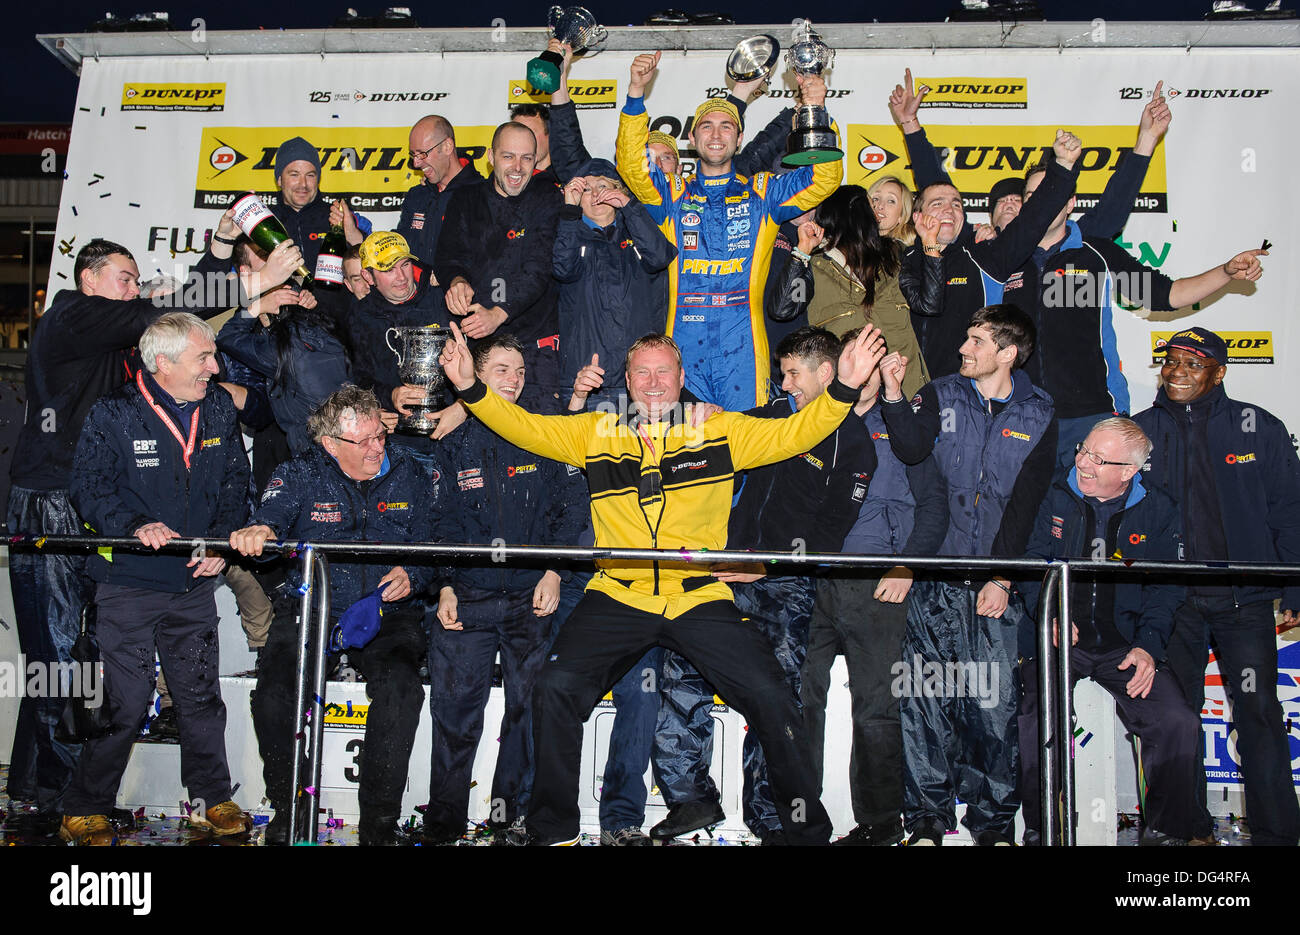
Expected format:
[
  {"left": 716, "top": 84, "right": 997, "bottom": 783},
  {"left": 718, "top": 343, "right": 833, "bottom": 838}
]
[
  {"left": 726, "top": 34, "right": 781, "bottom": 86},
  {"left": 782, "top": 20, "right": 843, "bottom": 166},
  {"left": 526, "top": 6, "right": 608, "bottom": 94},
  {"left": 385, "top": 326, "right": 451, "bottom": 434}
]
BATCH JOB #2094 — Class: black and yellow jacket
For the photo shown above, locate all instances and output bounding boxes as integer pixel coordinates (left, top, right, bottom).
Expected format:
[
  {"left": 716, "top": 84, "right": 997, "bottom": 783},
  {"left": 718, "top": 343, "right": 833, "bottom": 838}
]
[{"left": 459, "top": 378, "right": 859, "bottom": 618}]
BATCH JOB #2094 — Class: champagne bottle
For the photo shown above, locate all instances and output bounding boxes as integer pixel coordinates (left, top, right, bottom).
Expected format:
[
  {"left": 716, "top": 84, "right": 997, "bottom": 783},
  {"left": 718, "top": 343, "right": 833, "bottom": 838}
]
[
  {"left": 314, "top": 223, "right": 346, "bottom": 288},
  {"left": 230, "top": 192, "right": 313, "bottom": 283}
]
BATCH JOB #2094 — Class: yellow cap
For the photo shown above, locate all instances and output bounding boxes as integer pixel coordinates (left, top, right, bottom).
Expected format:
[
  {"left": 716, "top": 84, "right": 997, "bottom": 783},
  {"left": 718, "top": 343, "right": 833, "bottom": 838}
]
[
  {"left": 359, "top": 231, "right": 415, "bottom": 272},
  {"left": 692, "top": 98, "right": 742, "bottom": 131},
  {"left": 646, "top": 131, "right": 679, "bottom": 157}
]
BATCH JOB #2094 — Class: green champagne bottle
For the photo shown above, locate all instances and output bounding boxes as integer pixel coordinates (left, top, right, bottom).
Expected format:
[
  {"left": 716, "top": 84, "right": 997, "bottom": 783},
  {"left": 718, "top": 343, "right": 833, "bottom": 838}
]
[
  {"left": 231, "top": 191, "right": 313, "bottom": 283},
  {"left": 314, "top": 223, "right": 346, "bottom": 288}
]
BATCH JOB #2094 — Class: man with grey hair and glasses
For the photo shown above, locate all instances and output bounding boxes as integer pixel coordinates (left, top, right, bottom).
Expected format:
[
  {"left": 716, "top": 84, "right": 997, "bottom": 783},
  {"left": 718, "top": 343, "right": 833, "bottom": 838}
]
[
  {"left": 230, "top": 384, "right": 440, "bottom": 846},
  {"left": 1017, "top": 416, "right": 1212, "bottom": 845},
  {"left": 61, "top": 312, "right": 251, "bottom": 845}
]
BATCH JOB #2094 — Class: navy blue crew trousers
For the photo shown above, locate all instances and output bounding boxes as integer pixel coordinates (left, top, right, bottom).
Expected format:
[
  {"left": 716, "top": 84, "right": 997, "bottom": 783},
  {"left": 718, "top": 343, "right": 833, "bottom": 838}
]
[
  {"left": 5, "top": 486, "right": 92, "bottom": 812},
  {"left": 1165, "top": 596, "right": 1300, "bottom": 846},
  {"left": 425, "top": 585, "right": 551, "bottom": 829},
  {"left": 63, "top": 579, "right": 232, "bottom": 816},
  {"left": 1019, "top": 644, "right": 1212, "bottom": 841},
  {"left": 654, "top": 576, "right": 815, "bottom": 837},
  {"left": 529, "top": 589, "right": 832, "bottom": 845},
  {"left": 252, "top": 598, "right": 425, "bottom": 829}
]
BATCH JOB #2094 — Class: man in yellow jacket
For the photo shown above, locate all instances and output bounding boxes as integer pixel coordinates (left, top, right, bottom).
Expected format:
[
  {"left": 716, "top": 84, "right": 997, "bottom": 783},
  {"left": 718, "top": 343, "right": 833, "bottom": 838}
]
[{"left": 439, "top": 320, "right": 886, "bottom": 845}]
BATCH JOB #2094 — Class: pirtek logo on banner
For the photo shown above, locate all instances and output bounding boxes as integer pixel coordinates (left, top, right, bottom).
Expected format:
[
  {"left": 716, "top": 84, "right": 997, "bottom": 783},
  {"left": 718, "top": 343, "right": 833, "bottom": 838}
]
[
  {"left": 1151, "top": 332, "right": 1274, "bottom": 365},
  {"left": 508, "top": 79, "right": 617, "bottom": 109},
  {"left": 848, "top": 123, "right": 1170, "bottom": 212},
  {"left": 914, "top": 78, "right": 1028, "bottom": 109},
  {"left": 194, "top": 126, "right": 494, "bottom": 209},
  {"left": 122, "top": 83, "right": 226, "bottom": 112}
]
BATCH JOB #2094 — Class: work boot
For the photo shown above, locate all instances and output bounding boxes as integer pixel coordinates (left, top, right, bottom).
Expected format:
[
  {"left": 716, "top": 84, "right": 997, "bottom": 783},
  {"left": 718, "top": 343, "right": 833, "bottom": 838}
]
[
  {"left": 189, "top": 800, "right": 251, "bottom": 836},
  {"left": 59, "top": 814, "right": 115, "bottom": 846}
]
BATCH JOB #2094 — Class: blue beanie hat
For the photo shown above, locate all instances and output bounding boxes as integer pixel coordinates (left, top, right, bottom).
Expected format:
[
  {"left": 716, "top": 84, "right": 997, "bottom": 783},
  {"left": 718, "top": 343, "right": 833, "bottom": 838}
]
[{"left": 274, "top": 136, "right": 321, "bottom": 180}]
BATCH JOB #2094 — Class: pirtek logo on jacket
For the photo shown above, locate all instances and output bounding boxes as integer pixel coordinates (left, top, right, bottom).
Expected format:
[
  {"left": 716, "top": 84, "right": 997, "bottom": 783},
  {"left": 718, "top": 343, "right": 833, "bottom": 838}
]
[
  {"left": 1225, "top": 452, "right": 1256, "bottom": 464},
  {"left": 1129, "top": 532, "right": 1146, "bottom": 544},
  {"left": 377, "top": 501, "right": 409, "bottom": 511},
  {"left": 1001, "top": 428, "right": 1032, "bottom": 441},
  {"left": 506, "top": 228, "right": 526, "bottom": 240},
  {"left": 681, "top": 257, "right": 745, "bottom": 275},
  {"left": 507, "top": 464, "right": 537, "bottom": 476}
]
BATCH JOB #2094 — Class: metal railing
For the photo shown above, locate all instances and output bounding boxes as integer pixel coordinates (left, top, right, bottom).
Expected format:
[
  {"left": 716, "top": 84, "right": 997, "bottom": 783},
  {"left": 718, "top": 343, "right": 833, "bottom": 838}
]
[{"left": 7, "top": 533, "right": 1298, "bottom": 845}]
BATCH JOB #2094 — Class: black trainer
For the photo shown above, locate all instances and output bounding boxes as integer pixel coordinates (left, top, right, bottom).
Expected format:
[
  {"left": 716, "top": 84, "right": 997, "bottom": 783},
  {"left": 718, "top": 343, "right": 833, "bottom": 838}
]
[
  {"left": 648, "top": 800, "right": 726, "bottom": 841},
  {"left": 906, "top": 819, "right": 944, "bottom": 846},
  {"left": 417, "top": 820, "right": 466, "bottom": 846},
  {"left": 833, "top": 818, "right": 905, "bottom": 846}
]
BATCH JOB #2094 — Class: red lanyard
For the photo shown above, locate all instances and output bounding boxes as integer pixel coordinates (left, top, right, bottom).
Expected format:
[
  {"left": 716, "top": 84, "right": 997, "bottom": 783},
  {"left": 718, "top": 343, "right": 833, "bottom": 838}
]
[
  {"left": 136, "top": 370, "right": 199, "bottom": 470},
  {"left": 636, "top": 423, "right": 657, "bottom": 460}
]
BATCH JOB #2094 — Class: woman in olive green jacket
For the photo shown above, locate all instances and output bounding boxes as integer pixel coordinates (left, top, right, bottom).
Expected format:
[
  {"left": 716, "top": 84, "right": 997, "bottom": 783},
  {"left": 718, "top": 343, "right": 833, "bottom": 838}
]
[{"left": 798, "top": 185, "right": 930, "bottom": 399}]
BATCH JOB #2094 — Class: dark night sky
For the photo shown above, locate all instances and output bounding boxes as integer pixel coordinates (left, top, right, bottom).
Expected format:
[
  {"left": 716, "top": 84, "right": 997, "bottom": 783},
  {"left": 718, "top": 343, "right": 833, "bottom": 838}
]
[{"left": 2, "top": 1, "right": 1222, "bottom": 124}]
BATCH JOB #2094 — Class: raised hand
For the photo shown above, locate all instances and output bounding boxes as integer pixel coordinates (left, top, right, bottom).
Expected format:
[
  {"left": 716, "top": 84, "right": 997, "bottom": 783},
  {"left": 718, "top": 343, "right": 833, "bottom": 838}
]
[
  {"left": 1053, "top": 129, "right": 1083, "bottom": 169},
  {"left": 888, "top": 67, "right": 929, "bottom": 130},
  {"left": 1223, "top": 248, "right": 1267, "bottom": 281},
  {"left": 629, "top": 51, "right": 662, "bottom": 97}
]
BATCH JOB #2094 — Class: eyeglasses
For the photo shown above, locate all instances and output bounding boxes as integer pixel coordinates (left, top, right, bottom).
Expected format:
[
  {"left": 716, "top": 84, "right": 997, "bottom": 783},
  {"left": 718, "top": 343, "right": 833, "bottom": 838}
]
[
  {"left": 1160, "top": 355, "right": 1213, "bottom": 372},
  {"left": 331, "top": 430, "right": 387, "bottom": 449},
  {"left": 408, "top": 137, "right": 449, "bottom": 163},
  {"left": 1075, "top": 442, "right": 1130, "bottom": 467}
]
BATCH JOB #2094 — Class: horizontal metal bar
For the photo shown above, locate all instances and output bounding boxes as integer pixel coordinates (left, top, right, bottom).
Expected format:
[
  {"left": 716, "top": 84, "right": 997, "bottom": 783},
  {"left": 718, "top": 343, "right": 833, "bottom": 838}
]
[{"left": 7, "top": 534, "right": 1300, "bottom": 577}]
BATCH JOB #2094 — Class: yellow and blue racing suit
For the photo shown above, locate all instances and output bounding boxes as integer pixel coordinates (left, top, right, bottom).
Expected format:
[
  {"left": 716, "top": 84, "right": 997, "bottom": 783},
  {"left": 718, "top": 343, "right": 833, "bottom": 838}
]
[{"left": 616, "top": 96, "right": 841, "bottom": 409}]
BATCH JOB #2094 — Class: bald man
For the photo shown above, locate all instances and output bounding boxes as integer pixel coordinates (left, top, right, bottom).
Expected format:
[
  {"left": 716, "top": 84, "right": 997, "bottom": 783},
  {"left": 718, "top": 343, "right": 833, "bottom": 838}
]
[{"left": 396, "top": 114, "right": 485, "bottom": 267}]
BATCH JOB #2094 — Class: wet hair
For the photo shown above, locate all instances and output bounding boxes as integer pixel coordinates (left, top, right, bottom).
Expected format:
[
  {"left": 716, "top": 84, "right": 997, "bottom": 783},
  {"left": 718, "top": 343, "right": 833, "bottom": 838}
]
[
  {"left": 232, "top": 235, "right": 268, "bottom": 270},
  {"left": 308, "top": 384, "right": 381, "bottom": 443},
  {"left": 814, "top": 184, "right": 900, "bottom": 308},
  {"left": 624, "top": 333, "right": 682, "bottom": 374},
  {"left": 776, "top": 326, "right": 840, "bottom": 371},
  {"left": 74, "top": 238, "right": 134, "bottom": 292},
  {"left": 472, "top": 333, "right": 526, "bottom": 373},
  {"left": 139, "top": 312, "right": 214, "bottom": 373},
  {"left": 970, "top": 304, "right": 1036, "bottom": 368}
]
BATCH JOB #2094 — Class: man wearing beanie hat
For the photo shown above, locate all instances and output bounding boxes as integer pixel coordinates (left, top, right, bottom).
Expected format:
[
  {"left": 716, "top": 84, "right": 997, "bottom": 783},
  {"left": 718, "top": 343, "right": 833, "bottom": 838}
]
[
  {"left": 616, "top": 51, "right": 842, "bottom": 411},
  {"left": 1133, "top": 327, "right": 1300, "bottom": 846},
  {"left": 270, "top": 136, "right": 373, "bottom": 274},
  {"left": 554, "top": 158, "right": 676, "bottom": 399}
]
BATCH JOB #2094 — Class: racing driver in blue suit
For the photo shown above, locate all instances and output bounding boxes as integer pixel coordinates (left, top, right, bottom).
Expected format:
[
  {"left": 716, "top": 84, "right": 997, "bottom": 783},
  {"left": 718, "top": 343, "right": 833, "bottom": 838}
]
[{"left": 616, "top": 50, "right": 842, "bottom": 410}]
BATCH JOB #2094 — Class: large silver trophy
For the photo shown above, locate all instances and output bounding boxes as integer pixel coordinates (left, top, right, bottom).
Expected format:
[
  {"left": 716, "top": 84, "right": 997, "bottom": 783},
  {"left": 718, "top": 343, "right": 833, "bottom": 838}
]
[
  {"left": 726, "top": 34, "right": 781, "bottom": 88},
  {"left": 526, "top": 6, "right": 608, "bottom": 94},
  {"left": 385, "top": 325, "right": 452, "bottom": 435},
  {"left": 782, "top": 20, "right": 844, "bottom": 166}
]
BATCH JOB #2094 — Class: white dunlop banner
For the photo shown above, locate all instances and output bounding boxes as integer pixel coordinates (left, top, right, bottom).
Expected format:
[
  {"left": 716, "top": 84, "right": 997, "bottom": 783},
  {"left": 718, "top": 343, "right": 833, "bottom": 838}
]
[
  {"left": 55, "top": 47, "right": 1294, "bottom": 429},
  {"left": 51, "top": 41, "right": 1299, "bottom": 798}
]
